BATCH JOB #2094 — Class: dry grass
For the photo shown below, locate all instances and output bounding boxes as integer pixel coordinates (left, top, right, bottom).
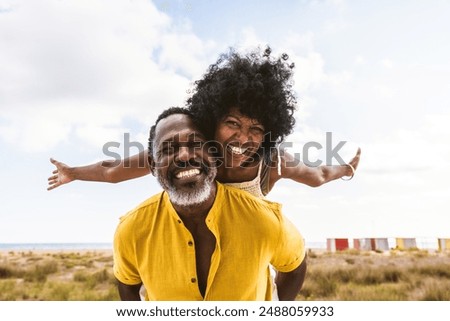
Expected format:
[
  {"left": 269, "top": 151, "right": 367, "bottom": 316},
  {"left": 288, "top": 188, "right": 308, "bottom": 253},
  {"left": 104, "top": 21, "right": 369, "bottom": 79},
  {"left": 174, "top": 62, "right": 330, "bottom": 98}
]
[
  {"left": 1, "top": 249, "right": 449, "bottom": 301},
  {"left": 0, "top": 250, "right": 118, "bottom": 301},
  {"left": 297, "top": 249, "right": 450, "bottom": 301}
]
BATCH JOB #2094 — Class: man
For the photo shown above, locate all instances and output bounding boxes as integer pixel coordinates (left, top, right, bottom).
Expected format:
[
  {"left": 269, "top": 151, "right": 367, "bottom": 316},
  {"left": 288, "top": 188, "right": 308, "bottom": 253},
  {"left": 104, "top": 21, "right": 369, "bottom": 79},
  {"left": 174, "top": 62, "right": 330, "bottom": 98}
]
[{"left": 113, "top": 107, "right": 307, "bottom": 301}]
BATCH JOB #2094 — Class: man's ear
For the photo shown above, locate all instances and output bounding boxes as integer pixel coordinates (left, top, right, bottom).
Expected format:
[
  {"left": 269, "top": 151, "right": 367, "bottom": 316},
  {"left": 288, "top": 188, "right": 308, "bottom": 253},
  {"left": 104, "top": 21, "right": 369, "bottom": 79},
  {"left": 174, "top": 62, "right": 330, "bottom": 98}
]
[{"left": 149, "top": 157, "right": 156, "bottom": 176}]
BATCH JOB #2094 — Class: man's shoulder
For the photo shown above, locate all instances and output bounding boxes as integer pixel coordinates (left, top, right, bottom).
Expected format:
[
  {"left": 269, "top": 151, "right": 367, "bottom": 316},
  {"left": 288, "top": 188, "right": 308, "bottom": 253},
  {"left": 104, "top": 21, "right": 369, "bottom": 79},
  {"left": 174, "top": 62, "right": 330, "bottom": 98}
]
[
  {"left": 219, "top": 183, "right": 282, "bottom": 215},
  {"left": 118, "top": 191, "right": 165, "bottom": 224}
]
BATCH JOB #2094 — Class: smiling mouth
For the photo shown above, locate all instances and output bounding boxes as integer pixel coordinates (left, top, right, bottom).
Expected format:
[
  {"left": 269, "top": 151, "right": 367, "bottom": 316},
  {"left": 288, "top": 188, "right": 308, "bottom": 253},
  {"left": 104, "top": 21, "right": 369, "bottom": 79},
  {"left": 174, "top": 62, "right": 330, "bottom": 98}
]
[
  {"left": 175, "top": 168, "right": 201, "bottom": 179},
  {"left": 227, "top": 145, "right": 248, "bottom": 156}
]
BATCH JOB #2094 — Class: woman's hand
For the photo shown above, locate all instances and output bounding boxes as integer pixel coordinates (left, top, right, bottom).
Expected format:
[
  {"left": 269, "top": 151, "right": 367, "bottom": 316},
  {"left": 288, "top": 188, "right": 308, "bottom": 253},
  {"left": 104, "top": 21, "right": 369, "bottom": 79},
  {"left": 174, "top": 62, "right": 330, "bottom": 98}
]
[
  {"left": 47, "top": 158, "right": 74, "bottom": 191},
  {"left": 348, "top": 147, "right": 361, "bottom": 173}
]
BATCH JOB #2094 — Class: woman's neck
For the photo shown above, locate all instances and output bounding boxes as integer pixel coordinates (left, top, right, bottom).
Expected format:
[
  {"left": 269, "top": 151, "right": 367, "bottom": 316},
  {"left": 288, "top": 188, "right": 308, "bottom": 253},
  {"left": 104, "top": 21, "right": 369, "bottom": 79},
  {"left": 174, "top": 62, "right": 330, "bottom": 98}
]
[{"left": 216, "top": 160, "right": 261, "bottom": 183}]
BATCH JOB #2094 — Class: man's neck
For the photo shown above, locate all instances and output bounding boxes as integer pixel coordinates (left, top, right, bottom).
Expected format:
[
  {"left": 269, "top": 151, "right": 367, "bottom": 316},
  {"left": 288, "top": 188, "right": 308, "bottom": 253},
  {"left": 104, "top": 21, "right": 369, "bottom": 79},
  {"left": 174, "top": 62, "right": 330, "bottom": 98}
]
[{"left": 171, "top": 183, "right": 217, "bottom": 222}]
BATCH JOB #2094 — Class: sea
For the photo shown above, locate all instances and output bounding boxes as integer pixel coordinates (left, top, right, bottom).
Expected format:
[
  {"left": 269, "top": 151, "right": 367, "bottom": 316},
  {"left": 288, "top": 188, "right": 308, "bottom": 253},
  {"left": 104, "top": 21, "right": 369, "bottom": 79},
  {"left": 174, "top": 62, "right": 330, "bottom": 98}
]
[
  {"left": 0, "top": 239, "right": 439, "bottom": 251},
  {"left": 0, "top": 243, "right": 113, "bottom": 251},
  {"left": 0, "top": 241, "right": 328, "bottom": 251},
  {"left": 0, "top": 242, "right": 327, "bottom": 250}
]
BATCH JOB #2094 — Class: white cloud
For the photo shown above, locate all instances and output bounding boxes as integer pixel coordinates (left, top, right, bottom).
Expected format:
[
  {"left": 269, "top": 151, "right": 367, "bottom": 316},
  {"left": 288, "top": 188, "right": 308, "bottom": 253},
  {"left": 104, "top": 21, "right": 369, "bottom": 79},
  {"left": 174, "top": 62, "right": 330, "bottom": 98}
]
[
  {"left": 1, "top": 0, "right": 167, "bottom": 100},
  {"left": 284, "top": 31, "right": 316, "bottom": 54},
  {"left": 236, "top": 27, "right": 264, "bottom": 49},
  {"left": 354, "top": 55, "right": 366, "bottom": 65},
  {"left": 381, "top": 58, "right": 394, "bottom": 69},
  {"left": 0, "top": 0, "right": 217, "bottom": 152},
  {"left": 158, "top": 21, "right": 217, "bottom": 80},
  {"left": 292, "top": 52, "right": 326, "bottom": 92},
  {"left": 281, "top": 32, "right": 328, "bottom": 92},
  {"left": 0, "top": 106, "right": 72, "bottom": 152},
  {"left": 362, "top": 113, "right": 450, "bottom": 174},
  {"left": 372, "top": 83, "right": 396, "bottom": 98},
  {"left": 0, "top": 103, "right": 126, "bottom": 152}
]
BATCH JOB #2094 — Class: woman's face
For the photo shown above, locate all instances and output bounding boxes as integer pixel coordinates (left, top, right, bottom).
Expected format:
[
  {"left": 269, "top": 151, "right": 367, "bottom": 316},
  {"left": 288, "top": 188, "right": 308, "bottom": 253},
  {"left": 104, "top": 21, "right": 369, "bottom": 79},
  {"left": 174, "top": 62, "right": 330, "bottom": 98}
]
[{"left": 214, "top": 108, "right": 265, "bottom": 168}]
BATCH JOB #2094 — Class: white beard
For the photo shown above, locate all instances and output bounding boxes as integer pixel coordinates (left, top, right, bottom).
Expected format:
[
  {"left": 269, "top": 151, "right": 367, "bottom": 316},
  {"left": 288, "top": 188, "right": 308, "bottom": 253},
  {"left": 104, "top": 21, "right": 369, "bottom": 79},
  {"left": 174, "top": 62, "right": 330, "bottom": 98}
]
[{"left": 156, "top": 166, "right": 217, "bottom": 207}]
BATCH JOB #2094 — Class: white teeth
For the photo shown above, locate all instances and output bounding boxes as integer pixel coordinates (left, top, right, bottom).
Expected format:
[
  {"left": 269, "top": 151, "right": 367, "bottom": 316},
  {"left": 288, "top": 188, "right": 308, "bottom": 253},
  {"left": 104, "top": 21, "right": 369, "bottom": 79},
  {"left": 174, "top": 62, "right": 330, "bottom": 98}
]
[
  {"left": 229, "top": 146, "right": 247, "bottom": 155},
  {"left": 175, "top": 169, "right": 200, "bottom": 179}
]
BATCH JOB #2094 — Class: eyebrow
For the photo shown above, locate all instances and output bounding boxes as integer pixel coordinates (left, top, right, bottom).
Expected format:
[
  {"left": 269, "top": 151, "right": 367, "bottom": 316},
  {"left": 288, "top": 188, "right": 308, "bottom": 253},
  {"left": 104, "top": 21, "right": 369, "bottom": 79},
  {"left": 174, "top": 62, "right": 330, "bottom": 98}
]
[
  {"left": 159, "top": 132, "right": 206, "bottom": 145},
  {"left": 224, "top": 112, "right": 240, "bottom": 118},
  {"left": 224, "top": 113, "right": 263, "bottom": 126},
  {"left": 187, "top": 132, "right": 206, "bottom": 141}
]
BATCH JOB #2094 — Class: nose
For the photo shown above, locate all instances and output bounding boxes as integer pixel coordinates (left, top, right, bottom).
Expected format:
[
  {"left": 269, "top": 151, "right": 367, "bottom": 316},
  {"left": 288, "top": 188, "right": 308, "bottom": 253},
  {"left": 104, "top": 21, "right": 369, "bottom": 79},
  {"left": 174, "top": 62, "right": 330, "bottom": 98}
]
[
  {"left": 174, "top": 146, "right": 202, "bottom": 169},
  {"left": 233, "top": 128, "right": 253, "bottom": 144},
  {"left": 176, "top": 146, "right": 192, "bottom": 162}
]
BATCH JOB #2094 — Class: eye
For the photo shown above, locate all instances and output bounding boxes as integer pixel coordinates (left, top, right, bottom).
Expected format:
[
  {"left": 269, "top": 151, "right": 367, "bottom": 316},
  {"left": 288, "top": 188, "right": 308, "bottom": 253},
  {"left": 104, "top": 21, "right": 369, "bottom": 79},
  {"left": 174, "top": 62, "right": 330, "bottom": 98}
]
[
  {"left": 160, "top": 141, "right": 176, "bottom": 154},
  {"left": 250, "top": 126, "right": 265, "bottom": 135},
  {"left": 225, "top": 120, "right": 240, "bottom": 128},
  {"left": 161, "top": 146, "right": 173, "bottom": 155},
  {"left": 188, "top": 141, "right": 203, "bottom": 150}
]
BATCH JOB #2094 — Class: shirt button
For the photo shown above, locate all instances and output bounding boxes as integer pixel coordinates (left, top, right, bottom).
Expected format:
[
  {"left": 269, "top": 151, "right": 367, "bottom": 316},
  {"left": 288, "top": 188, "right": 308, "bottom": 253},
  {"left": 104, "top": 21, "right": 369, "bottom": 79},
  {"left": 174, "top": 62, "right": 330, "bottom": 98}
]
[
  {"left": 188, "top": 241, "right": 193, "bottom": 246},
  {"left": 191, "top": 278, "right": 197, "bottom": 283},
  {"left": 177, "top": 220, "right": 182, "bottom": 224}
]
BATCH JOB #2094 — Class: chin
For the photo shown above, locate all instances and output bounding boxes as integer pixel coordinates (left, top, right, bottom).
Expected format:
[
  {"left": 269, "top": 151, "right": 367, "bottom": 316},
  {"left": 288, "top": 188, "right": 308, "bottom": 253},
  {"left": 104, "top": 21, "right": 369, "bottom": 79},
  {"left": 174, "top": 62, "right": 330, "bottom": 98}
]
[
  {"left": 158, "top": 166, "right": 217, "bottom": 207},
  {"left": 168, "top": 183, "right": 213, "bottom": 207},
  {"left": 228, "top": 158, "right": 252, "bottom": 169}
]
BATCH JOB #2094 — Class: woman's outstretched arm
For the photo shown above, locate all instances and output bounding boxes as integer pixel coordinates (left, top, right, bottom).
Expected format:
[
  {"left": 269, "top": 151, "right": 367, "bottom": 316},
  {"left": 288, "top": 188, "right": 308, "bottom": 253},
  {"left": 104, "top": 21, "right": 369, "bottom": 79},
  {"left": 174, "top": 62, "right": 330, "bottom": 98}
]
[
  {"left": 268, "top": 148, "right": 361, "bottom": 191},
  {"left": 47, "top": 150, "right": 151, "bottom": 190}
]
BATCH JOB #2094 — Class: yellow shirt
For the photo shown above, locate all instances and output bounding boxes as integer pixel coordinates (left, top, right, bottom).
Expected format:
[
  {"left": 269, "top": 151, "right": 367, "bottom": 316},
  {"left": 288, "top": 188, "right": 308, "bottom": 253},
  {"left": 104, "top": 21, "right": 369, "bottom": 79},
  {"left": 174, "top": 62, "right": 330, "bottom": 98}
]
[{"left": 113, "top": 182, "right": 305, "bottom": 301}]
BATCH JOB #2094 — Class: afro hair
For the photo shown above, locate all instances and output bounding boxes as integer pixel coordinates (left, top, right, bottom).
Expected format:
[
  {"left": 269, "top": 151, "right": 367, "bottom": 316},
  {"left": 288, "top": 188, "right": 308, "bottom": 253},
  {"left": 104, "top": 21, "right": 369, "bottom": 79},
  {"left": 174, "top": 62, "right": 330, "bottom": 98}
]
[{"left": 188, "top": 46, "right": 297, "bottom": 163}]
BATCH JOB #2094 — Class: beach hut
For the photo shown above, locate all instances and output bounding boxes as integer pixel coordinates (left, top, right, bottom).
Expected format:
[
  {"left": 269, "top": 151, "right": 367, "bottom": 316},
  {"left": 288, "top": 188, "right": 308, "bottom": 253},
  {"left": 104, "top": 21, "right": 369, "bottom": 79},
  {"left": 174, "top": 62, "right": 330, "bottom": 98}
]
[
  {"left": 438, "top": 238, "right": 450, "bottom": 251},
  {"left": 395, "top": 238, "right": 417, "bottom": 250},
  {"left": 354, "top": 238, "right": 389, "bottom": 251},
  {"left": 327, "top": 238, "right": 349, "bottom": 252},
  {"left": 353, "top": 238, "right": 372, "bottom": 251}
]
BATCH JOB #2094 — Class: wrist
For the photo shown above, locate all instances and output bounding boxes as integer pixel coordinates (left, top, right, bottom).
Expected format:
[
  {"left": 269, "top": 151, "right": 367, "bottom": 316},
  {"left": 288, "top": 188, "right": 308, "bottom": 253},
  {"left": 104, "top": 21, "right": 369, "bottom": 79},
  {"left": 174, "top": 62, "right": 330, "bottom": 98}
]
[
  {"left": 66, "top": 166, "right": 78, "bottom": 181},
  {"left": 341, "top": 164, "right": 355, "bottom": 181}
]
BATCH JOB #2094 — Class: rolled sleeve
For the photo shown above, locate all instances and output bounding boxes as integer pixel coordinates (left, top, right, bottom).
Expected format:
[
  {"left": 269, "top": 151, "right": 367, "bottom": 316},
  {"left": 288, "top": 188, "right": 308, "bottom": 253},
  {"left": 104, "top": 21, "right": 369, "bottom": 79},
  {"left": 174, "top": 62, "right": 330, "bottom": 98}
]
[
  {"left": 113, "top": 222, "right": 142, "bottom": 285},
  {"left": 270, "top": 215, "right": 306, "bottom": 273}
]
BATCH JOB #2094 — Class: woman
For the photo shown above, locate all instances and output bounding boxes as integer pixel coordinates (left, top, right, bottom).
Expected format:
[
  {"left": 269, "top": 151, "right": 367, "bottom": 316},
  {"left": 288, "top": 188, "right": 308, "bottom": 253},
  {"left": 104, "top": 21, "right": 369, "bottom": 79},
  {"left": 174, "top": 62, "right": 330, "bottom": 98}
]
[{"left": 48, "top": 47, "right": 360, "bottom": 197}]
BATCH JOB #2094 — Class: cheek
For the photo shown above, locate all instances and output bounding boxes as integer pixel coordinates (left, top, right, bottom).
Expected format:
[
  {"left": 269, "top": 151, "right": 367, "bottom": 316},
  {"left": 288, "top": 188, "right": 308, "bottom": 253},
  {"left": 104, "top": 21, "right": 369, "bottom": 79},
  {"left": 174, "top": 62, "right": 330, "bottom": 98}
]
[
  {"left": 155, "top": 155, "right": 172, "bottom": 171},
  {"left": 214, "top": 125, "right": 230, "bottom": 145},
  {"left": 254, "top": 133, "right": 264, "bottom": 144}
]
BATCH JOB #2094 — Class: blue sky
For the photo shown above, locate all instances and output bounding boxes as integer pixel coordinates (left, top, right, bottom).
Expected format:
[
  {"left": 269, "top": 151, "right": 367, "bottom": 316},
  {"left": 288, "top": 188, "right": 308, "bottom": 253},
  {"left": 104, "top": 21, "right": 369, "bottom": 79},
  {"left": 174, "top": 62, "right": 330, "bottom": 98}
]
[{"left": 0, "top": 0, "right": 449, "bottom": 244}]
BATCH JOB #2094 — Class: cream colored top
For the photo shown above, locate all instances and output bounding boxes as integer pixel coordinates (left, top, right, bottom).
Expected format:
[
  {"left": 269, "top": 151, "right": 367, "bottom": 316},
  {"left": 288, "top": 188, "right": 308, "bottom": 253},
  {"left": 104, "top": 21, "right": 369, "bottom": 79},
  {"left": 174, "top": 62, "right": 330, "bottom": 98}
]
[{"left": 223, "top": 162, "right": 265, "bottom": 199}]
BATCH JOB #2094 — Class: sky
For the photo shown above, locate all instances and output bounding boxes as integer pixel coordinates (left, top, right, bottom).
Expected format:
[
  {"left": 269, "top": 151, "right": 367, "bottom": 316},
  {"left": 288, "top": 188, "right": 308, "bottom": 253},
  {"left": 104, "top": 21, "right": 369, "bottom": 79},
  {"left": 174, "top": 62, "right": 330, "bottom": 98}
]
[{"left": 0, "top": 0, "right": 449, "bottom": 245}]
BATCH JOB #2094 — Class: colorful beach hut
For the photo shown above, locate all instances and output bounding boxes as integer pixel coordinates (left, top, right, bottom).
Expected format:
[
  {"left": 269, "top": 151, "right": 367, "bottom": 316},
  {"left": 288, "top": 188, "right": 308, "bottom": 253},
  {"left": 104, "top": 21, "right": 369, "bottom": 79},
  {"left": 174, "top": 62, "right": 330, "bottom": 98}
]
[
  {"left": 438, "top": 238, "right": 450, "bottom": 251},
  {"left": 326, "top": 238, "right": 349, "bottom": 252},
  {"left": 354, "top": 238, "right": 389, "bottom": 251},
  {"left": 395, "top": 238, "right": 417, "bottom": 250}
]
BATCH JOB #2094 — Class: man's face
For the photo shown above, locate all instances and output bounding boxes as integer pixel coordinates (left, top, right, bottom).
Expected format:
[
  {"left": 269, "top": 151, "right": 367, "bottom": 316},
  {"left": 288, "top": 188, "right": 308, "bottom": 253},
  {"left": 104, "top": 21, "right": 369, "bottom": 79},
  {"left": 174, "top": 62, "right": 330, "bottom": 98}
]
[{"left": 152, "top": 114, "right": 217, "bottom": 207}]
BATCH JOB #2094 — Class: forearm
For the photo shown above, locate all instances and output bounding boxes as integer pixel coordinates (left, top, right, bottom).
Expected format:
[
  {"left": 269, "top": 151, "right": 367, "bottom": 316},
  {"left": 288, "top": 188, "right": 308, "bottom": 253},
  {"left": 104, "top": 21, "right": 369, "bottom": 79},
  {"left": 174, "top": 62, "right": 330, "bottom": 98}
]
[
  {"left": 70, "top": 151, "right": 150, "bottom": 183},
  {"left": 117, "top": 281, "right": 142, "bottom": 301},
  {"left": 282, "top": 150, "right": 359, "bottom": 187},
  {"left": 275, "top": 259, "right": 307, "bottom": 301},
  {"left": 68, "top": 161, "right": 115, "bottom": 182},
  {"left": 284, "top": 164, "right": 351, "bottom": 188},
  {"left": 319, "top": 164, "right": 354, "bottom": 185}
]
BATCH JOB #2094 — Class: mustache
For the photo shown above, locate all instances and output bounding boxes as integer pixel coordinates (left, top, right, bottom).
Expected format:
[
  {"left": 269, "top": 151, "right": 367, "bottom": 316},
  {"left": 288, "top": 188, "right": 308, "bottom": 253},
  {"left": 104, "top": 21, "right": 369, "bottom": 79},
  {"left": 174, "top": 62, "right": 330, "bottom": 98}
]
[
  {"left": 172, "top": 159, "right": 203, "bottom": 169},
  {"left": 167, "top": 158, "right": 216, "bottom": 180}
]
